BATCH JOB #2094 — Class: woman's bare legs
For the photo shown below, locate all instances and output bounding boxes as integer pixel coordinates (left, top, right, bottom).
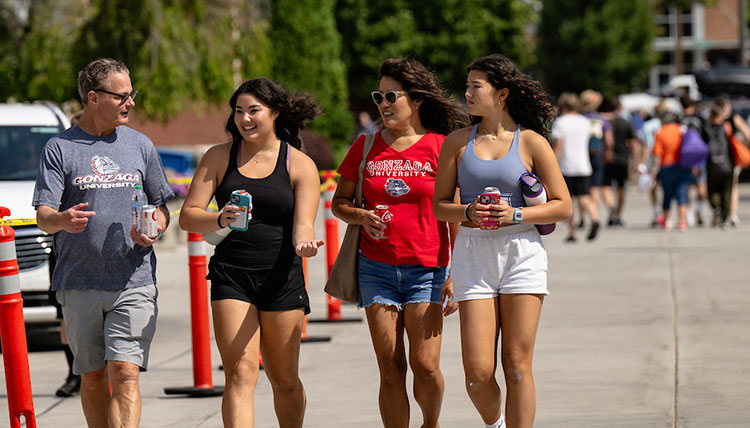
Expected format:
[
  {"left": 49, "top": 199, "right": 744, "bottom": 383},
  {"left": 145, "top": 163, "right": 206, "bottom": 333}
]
[
  {"left": 365, "top": 304, "right": 409, "bottom": 428},
  {"left": 499, "top": 294, "right": 544, "bottom": 428},
  {"left": 212, "top": 300, "right": 261, "bottom": 428},
  {"left": 259, "top": 309, "right": 306, "bottom": 428},
  {"left": 404, "top": 302, "right": 444, "bottom": 428},
  {"left": 458, "top": 298, "right": 502, "bottom": 425}
]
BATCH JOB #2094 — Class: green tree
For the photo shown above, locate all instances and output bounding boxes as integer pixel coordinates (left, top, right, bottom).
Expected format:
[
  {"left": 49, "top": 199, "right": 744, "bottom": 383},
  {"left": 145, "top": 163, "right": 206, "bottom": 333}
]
[
  {"left": 0, "top": 2, "right": 24, "bottom": 102},
  {"left": 1, "top": 1, "right": 273, "bottom": 120},
  {"left": 335, "top": 0, "right": 533, "bottom": 106},
  {"left": 270, "top": 0, "right": 353, "bottom": 149},
  {"left": 537, "top": 0, "right": 656, "bottom": 97},
  {"left": 74, "top": 0, "right": 240, "bottom": 119},
  {"left": 414, "top": 0, "right": 532, "bottom": 94},
  {"left": 0, "top": 1, "right": 86, "bottom": 103}
]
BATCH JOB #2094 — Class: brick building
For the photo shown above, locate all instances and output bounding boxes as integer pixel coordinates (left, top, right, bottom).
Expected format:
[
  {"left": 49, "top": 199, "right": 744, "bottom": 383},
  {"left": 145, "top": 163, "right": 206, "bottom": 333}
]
[{"left": 651, "top": 0, "right": 748, "bottom": 91}]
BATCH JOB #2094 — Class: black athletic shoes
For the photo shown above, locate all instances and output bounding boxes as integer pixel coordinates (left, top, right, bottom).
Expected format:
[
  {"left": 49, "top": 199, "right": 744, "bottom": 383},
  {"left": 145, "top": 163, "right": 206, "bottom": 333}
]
[{"left": 55, "top": 374, "right": 81, "bottom": 397}]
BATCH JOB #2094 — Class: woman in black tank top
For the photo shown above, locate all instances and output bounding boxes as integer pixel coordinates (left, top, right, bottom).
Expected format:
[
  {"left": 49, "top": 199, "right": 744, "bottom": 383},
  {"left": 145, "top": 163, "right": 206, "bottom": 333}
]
[{"left": 179, "top": 78, "right": 322, "bottom": 427}]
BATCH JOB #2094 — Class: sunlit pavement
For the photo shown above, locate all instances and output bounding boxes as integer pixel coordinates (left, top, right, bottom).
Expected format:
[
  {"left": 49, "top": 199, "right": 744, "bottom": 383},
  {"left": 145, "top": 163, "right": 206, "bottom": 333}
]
[{"left": 3, "top": 183, "right": 749, "bottom": 427}]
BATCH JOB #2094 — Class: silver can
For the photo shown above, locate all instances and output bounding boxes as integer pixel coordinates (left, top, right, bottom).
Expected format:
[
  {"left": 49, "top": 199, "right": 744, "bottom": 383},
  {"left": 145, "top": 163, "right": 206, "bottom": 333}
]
[{"left": 140, "top": 205, "right": 159, "bottom": 238}]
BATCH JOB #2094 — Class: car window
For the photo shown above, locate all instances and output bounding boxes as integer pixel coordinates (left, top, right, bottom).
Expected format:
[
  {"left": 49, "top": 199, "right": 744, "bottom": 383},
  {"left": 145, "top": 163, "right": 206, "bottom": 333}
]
[{"left": 0, "top": 126, "right": 62, "bottom": 180}]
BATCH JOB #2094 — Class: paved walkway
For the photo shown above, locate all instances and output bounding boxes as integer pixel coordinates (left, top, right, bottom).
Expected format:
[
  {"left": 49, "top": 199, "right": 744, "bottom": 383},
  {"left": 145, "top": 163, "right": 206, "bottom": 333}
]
[{"left": 2, "top": 183, "right": 749, "bottom": 427}]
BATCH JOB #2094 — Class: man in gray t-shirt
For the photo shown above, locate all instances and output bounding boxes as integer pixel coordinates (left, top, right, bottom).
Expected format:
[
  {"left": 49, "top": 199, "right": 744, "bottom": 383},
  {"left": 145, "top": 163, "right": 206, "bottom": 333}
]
[{"left": 33, "top": 58, "right": 174, "bottom": 428}]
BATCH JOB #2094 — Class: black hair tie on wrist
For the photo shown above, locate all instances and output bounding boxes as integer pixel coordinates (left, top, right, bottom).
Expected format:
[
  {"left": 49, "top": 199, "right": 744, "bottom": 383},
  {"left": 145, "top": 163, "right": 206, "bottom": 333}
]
[
  {"left": 217, "top": 213, "right": 224, "bottom": 229},
  {"left": 464, "top": 203, "right": 472, "bottom": 222}
]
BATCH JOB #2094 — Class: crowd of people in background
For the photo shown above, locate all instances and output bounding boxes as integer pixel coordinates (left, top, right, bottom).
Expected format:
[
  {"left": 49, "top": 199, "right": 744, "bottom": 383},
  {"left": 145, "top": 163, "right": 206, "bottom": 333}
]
[{"left": 550, "top": 88, "right": 750, "bottom": 241}]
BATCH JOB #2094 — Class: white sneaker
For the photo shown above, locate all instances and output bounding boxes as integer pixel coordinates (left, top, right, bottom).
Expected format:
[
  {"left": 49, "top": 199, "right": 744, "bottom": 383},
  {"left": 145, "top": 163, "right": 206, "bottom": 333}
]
[
  {"left": 686, "top": 209, "right": 695, "bottom": 226},
  {"left": 485, "top": 415, "right": 505, "bottom": 428}
]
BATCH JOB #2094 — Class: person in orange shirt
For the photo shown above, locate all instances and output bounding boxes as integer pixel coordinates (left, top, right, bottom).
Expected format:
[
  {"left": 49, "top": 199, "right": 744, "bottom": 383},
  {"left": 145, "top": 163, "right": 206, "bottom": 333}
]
[{"left": 651, "top": 113, "right": 692, "bottom": 230}]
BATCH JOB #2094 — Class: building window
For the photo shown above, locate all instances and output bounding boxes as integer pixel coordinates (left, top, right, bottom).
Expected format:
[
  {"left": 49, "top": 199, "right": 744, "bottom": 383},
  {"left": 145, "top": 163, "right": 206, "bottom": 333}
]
[
  {"left": 657, "top": 22, "right": 670, "bottom": 38},
  {"left": 659, "top": 51, "right": 674, "bottom": 65},
  {"left": 682, "top": 20, "right": 692, "bottom": 37},
  {"left": 659, "top": 72, "right": 671, "bottom": 87},
  {"left": 684, "top": 51, "right": 693, "bottom": 65},
  {"left": 654, "top": 7, "right": 694, "bottom": 40}
]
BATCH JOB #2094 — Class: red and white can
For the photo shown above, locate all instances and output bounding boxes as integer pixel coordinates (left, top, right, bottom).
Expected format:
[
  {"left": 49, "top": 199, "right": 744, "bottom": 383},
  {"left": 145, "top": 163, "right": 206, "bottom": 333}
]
[
  {"left": 373, "top": 205, "right": 392, "bottom": 239},
  {"left": 140, "top": 205, "right": 159, "bottom": 238},
  {"left": 479, "top": 187, "right": 502, "bottom": 230}
]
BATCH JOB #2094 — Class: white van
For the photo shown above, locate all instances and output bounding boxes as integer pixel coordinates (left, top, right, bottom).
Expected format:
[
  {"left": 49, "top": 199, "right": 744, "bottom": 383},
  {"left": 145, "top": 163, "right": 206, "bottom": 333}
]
[{"left": 0, "top": 102, "right": 70, "bottom": 336}]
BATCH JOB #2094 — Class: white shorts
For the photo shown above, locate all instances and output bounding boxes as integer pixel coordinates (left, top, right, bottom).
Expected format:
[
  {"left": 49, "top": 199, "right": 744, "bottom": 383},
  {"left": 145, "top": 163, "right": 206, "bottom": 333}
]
[{"left": 451, "top": 224, "right": 548, "bottom": 301}]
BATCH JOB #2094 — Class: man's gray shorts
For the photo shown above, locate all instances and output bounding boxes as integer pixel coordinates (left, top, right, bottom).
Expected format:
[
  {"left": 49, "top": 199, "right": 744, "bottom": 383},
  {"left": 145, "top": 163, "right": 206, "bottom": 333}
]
[{"left": 56, "top": 284, "right": 158, "bottom": 375}]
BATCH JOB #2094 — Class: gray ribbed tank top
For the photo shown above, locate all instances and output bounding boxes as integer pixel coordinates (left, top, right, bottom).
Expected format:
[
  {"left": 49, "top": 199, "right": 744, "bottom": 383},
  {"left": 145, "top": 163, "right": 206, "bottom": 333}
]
[{"left": 458, "top": 124, "right": 527, "bottom": 207}]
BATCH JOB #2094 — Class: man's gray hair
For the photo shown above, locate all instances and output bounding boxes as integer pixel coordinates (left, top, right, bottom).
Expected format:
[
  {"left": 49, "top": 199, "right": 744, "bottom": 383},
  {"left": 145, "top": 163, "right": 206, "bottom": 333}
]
[{"left": 77, "top": 58, "right": 130, "bottom": 104}]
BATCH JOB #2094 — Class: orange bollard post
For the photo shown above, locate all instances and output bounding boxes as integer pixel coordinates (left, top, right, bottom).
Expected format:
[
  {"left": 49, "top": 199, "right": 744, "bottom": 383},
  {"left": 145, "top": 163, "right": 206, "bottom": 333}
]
[
  {"left": 0, "top": 207, "right": 37, "bottom": 428},
  {"left": 164, "top": 233, "right": 223, "bottom": 397},
  {"left": 321, "top": 174, "right": 342, "bottom": 321},
  {"left": 309, "top": 171, "right": 361, "bottom": 324}
]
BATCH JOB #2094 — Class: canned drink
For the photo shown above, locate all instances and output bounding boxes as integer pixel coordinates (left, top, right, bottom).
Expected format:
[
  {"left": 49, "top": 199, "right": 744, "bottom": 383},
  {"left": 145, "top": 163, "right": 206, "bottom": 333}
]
[
  {"left": 373, "top": 205, "right": 392, "bottom": 239},
  {"left": 140, "top": 205, "right": 159, "bottom": 238},
  {"left": 478, "top": 187, "right": 502, "bottom": 230}
]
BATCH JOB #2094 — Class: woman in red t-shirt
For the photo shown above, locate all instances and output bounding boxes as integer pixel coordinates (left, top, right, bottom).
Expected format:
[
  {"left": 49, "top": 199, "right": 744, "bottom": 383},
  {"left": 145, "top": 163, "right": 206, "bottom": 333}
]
[{"left": 332, "top": 58, "right": 468, "bottom": 428}]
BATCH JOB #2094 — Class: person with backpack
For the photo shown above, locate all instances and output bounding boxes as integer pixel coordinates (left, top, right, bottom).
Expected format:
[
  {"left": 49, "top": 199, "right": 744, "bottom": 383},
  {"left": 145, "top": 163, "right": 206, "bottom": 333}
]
[
  {"left": 715, "top": 97, "right": 750, "bottom": 227},
  {"left": 651, "top": 112, "right": 693, "bottom": 231},
  {"left": 680, "top": 95, "right": 708, "bottom": 226},
  {"left": 550, "top": 92, "right": 599, "bottom": 242},
  {"left": 601, "top": 97, "right": 638, "bottom": 227},
  {"left": 580, "top": 89, "right": 612, "bottom": 232},
  {"left": 702, "top": 102, "right": 736, "bottom": 227},
  {"left": 641, "top": 102, "right": 670, "bottom": 226}
]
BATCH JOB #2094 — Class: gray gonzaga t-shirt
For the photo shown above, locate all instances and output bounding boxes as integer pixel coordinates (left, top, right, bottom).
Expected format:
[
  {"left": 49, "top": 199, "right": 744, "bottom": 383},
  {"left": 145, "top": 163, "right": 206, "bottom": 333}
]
[{"left": 32, "top": 125, "right": 175, "bottom": 291}]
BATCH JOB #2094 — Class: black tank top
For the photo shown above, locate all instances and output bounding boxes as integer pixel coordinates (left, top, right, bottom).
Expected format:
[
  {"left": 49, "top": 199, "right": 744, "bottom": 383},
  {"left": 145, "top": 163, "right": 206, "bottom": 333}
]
[{"left": 213, "top": 140, "right": 296, "bottom": 266}]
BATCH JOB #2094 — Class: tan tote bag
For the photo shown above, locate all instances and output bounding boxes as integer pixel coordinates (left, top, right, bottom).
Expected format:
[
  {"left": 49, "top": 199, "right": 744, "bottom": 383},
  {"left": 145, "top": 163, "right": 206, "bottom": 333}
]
[{"left": 323, "top": 133, "right": 376, "bottom": 304}]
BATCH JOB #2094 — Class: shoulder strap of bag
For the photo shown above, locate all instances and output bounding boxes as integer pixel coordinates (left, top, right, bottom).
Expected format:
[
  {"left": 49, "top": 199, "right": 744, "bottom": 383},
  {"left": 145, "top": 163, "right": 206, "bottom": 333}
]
[
  {"left": 355, "top": 133, "right": 376, "bottom": 208},
  {"left": 725, "top": 121, "right": 734, "bottom": 139}
]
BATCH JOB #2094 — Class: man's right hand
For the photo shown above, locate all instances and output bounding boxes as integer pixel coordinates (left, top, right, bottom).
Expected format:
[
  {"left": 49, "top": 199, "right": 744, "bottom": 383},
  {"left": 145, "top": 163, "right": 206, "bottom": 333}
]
[{"left": 59, "top": 202, "right": 96, "bottom": 233}]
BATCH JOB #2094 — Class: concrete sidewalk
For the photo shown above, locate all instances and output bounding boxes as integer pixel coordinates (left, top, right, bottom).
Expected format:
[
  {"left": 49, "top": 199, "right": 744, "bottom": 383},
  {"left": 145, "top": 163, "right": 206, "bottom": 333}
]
[{"left": 3, "top": 183, "right": 749, "bottom": 427}]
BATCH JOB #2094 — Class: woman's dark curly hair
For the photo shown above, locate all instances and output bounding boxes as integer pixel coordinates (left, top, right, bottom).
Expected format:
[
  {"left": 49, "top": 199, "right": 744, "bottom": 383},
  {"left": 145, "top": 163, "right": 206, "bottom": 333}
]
[
  {"left": 379, "top": 58, "right": 469, "bottom": 136},
  {"left": 468, "top": 54, "right": 555, "bottom": 140},
  {"left": 226, "top": 78, "right": 321, "bottom": 149}
]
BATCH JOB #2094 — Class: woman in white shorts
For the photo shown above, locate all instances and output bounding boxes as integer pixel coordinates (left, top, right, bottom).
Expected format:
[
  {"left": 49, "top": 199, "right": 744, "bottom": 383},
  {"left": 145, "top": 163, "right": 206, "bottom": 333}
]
[{"left": 433, "top": 54, "right": 572, "bottom": 428}]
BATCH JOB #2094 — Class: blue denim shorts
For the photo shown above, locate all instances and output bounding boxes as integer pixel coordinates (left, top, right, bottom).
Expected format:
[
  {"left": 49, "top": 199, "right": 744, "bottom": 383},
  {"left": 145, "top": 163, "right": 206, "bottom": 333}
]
[{"left": 357, "top": 251, "right": 446, "bottom": 309}]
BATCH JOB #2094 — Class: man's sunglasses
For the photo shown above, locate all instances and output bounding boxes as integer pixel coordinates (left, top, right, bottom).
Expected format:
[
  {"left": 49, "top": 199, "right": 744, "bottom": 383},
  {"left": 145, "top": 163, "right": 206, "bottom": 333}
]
[
  {"left": 95, "top": 89, "right": 138, "bottom": 104},
  {"left": 371, "top": 90, "right": 408, "bottom": 105}
]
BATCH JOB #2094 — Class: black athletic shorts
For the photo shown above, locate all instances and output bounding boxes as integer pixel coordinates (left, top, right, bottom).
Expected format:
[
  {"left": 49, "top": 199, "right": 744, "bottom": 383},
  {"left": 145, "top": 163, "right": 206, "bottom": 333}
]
[
  {"left": 604, "top": 162, "right": 628, "bottom": 188},
  {"left": 208, "top": 255, "right": 310, "bottom": 314},
  {"left": 564, "top": 175, "right": 591, "bottom": 196}
]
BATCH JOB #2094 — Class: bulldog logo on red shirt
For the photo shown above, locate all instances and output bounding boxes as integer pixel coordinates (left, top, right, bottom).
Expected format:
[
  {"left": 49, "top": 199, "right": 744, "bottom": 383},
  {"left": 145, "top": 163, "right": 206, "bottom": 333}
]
[{"left": 384, "top": 178, "right": 410, "bottom": 196}]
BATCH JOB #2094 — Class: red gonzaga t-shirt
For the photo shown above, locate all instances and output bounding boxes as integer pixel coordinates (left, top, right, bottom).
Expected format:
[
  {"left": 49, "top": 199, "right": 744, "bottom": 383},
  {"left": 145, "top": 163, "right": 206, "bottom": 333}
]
[{"left": 337, "top": 131, "right": 450, "bottom": 267}]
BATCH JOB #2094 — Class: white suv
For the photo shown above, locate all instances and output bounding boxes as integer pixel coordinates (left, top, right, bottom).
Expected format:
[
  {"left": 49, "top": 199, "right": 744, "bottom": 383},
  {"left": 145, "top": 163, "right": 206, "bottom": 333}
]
[{"left": 0, "top": 102, "right": 70, "bottom": 335}]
